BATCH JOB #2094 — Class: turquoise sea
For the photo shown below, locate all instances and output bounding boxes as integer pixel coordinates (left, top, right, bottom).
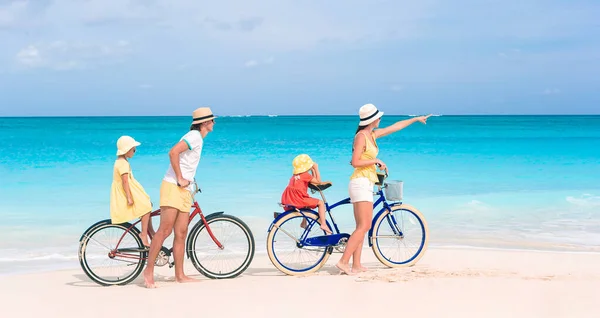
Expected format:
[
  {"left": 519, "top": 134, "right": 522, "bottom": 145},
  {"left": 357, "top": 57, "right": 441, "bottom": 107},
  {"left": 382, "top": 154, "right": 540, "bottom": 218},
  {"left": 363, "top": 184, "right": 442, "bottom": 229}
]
[{"left": 1, "top": 115, "right": 600, "bottom": 275}]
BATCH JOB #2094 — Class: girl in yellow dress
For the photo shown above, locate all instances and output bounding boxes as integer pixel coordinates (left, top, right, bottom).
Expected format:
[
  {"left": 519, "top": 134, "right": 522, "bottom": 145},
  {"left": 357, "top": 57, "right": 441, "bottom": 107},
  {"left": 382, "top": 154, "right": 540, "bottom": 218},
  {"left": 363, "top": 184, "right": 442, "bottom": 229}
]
[{"left": 110, "top": 136, "right": 154, "bottom": 247}]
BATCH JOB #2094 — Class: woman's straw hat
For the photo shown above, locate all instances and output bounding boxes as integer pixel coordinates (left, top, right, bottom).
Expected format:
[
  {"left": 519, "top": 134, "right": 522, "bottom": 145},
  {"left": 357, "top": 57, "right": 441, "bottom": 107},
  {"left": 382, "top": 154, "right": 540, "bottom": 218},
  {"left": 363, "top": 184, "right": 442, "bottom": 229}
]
[
  {"left": 292, "top": 154, "right": 314, "bottom": 175},
  {"left": 359, "top": 103, "right": 384, "bottom": 126},
  {"left": 192, "top": 107, "right": 217, "bottom": 124},
  {"left": 116, "top": 136, "right": 141, "bottom": 155}
]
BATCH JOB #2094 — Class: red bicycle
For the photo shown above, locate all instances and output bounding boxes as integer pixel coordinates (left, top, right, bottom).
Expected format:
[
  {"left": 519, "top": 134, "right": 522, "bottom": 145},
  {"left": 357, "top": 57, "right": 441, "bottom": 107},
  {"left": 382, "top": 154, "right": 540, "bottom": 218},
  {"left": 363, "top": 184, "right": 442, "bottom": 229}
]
[{"left": 77, "top": 182, "right": 255, "bottom": 286}]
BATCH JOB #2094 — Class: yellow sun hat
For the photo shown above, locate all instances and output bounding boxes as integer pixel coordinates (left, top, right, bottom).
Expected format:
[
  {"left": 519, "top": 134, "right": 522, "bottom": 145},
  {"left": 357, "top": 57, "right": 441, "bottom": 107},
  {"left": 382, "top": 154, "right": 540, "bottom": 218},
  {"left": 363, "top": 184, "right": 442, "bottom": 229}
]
[
  {"left": 292, "top": 154, "right": 314, "bottom": 175},
  {"left": 116, "top": 136, "right": 141, "bottom": 156}
]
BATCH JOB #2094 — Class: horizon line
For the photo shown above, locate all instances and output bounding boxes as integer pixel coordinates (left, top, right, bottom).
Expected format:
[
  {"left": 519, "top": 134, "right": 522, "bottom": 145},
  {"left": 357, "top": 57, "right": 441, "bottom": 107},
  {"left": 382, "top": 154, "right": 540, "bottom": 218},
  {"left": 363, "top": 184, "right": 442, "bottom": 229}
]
[{"left": 2, "top": 114, "right": 600, "bottom": 118}]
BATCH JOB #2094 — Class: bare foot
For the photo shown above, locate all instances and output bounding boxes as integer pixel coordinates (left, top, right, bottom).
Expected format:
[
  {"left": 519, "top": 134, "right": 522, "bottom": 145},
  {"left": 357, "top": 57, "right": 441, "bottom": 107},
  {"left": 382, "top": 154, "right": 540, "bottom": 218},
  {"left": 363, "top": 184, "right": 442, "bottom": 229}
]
[
  {"left": 320, "top": 225, "right": 332, "bottom": 235},
  {"left": 335, "top": 262, "right": 355, "bottom": 276},
  {"left": 175, "top": 275, "right": 200, "bottom": 283},
  {"left": 300, "top": 219, "right": 307, "bottom": 229},
  {"left": 143, "top": 269, "right": 156, "bottom": 288},
  {"left": 351, "top": 266, "right": 368, "bottom": 274}
]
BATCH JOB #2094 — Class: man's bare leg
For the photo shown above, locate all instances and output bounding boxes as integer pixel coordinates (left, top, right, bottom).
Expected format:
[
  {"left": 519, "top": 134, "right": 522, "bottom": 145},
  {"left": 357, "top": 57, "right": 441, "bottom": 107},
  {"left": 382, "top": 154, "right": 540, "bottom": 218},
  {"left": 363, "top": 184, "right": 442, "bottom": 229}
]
[{"left": 143, "top": 206, "right": 177, "bottom": 288}]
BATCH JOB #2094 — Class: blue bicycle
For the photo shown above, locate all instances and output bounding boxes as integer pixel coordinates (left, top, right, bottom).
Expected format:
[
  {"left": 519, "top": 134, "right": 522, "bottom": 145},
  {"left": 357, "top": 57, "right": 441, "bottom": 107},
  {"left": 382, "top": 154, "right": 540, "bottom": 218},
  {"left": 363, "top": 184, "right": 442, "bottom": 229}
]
[{"left": 266, "top": 172, "right": 429, "bottom": 275}]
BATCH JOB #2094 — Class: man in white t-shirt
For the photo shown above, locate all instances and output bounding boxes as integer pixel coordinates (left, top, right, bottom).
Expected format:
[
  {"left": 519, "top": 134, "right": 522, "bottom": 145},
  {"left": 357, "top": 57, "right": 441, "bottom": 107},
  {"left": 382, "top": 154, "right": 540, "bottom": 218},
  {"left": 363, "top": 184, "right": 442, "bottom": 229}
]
[{"left": 143, "top": 107, "right": 216, "bottom": 288}]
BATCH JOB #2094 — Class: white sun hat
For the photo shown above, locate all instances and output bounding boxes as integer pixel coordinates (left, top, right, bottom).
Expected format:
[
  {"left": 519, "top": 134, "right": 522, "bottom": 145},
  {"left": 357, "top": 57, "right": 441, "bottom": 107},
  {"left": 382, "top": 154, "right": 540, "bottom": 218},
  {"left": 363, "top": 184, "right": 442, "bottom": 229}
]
[
  {"left": 116, "top": 136, "right": 141, "bottom": 156},
  {"left": 359, "top": 103, "right": 384, "bottom": 126}
]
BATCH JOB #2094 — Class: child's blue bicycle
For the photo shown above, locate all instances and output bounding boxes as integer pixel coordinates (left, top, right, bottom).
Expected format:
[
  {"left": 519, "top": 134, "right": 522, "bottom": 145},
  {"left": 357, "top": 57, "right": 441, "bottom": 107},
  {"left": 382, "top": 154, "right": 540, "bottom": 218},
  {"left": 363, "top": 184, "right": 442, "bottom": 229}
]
[{"left": 266, "top": 172, "right": 429, "bottom": 275}]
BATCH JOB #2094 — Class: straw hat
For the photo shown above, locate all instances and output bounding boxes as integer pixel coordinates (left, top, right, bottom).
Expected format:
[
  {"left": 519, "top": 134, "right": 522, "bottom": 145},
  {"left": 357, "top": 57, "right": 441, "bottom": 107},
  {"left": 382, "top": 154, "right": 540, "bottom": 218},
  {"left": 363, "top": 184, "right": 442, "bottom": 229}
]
[
  {"left": 359, "top": 103, "right": 384, "bottom": 126},
  {"left": 292, "top": 154, "right": 314, "bottom": 175},
  {"left": 192, "top": 107, "right": 217, "bottom": 124},
  {"left": 116, "top": 136, "right": 141, "bottom": 156}
]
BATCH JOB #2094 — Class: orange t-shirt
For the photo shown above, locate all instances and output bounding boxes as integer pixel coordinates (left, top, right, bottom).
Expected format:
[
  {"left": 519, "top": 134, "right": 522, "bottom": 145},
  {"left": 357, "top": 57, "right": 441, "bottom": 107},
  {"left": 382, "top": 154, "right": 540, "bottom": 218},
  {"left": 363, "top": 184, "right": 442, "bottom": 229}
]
[{"left": 281, "top": 172, "right": 320, "bottom": 210}]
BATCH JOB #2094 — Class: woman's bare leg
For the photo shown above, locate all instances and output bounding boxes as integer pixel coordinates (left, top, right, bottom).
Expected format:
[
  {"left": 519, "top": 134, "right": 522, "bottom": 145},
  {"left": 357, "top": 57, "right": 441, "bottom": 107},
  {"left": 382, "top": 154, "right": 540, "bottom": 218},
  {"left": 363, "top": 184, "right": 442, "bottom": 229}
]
[
  {"left": 336, "top": 202, "right": 373, "bottom": 275},
  {"left": 143, "top": 206, "right": 178, "bottom": 288},
  {"left": 173, "top": 211, "right": 198, "bottom": 283},
  {"left": 351, "top": 207, "right": 371, "bottom": 273}
]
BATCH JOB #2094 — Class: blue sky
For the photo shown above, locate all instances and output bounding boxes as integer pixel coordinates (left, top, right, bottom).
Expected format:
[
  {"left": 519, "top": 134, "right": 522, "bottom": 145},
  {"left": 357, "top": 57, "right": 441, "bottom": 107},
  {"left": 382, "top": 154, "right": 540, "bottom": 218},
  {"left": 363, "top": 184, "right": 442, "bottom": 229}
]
[{"left": 0, "top": 0, "right": 599, "bottom": 116}]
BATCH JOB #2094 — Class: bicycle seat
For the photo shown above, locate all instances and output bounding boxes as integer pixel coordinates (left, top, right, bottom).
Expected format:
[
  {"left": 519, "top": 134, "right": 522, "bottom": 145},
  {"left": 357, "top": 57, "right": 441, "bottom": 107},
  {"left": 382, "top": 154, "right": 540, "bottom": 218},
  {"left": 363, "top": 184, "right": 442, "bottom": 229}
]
[
  {"left": 308, "top": 181, "right": 332, "bottom": 192},
  {"left": 277, "top": 204, "right": 312, "bottom": 212}
]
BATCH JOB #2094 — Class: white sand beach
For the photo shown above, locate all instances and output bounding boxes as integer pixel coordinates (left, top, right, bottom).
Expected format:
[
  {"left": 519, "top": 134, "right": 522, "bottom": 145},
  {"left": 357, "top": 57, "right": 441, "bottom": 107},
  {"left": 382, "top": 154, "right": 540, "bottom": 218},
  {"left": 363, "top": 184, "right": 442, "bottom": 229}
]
[{"left": 2, "top": 247, "right": 598, "bottom": 318}]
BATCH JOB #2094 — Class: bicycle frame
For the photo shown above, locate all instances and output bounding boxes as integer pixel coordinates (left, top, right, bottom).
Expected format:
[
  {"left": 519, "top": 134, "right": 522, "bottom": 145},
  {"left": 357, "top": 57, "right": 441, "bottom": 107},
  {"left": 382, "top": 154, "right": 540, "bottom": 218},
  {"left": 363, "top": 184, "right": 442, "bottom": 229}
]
[
  {"left": 111, "top": 200, "right": 224, "bottom": 260},
  {"left": 269, "top": 186, "right": 404, "bottom": 248}
]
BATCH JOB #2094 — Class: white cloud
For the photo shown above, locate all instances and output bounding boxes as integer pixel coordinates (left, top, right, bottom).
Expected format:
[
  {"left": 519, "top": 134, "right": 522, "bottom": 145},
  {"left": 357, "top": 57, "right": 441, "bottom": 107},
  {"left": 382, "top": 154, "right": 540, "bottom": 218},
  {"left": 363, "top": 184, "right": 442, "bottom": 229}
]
[
  {"left": 498, "top": 48, "right": 522, "bottom": 59},
  {"left": 0, "top": 0, "right": 28, "bottom": 29},
  {"left": 203, "top": 16, "right": 264, "bottom": 32},
  {"left": 3, "top": 0, "right": 597, "bottom": 60},
  {"left": 244, "top": 60, "right": 258, "bottom": 68},
  {"left": 244, "top": 57, "right": 274, "bottom": 68},
  {"left": 2, "top": 0, "right": 435, "bottom": 52},
  {"left": 16, "top": 45, "right": 42, "bottom": 67},
  {"left": 542, "top": 88, "right": 561, "bottom": 95},
  {"left": 391, "top": 84, "right": 403, "bottom": 92},
  {"left": 14, "top": 40, "right": 133, "bottom": 70},
  {"left": 53, "top": 60, "right": 83, "bottom": 71}
]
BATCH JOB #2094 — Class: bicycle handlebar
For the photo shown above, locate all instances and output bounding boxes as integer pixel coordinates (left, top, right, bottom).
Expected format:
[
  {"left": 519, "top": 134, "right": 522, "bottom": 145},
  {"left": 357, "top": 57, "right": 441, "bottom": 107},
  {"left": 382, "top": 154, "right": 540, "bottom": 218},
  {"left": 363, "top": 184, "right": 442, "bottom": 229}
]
[
  {"left": 178, "top": 179, "right": 202, "bottom": 195},
  {"left": 191, "top": 180, "right": 201, "bottom": 194},
  {"left": 375, "top": 163, "right": 389, "bottom": 178}
]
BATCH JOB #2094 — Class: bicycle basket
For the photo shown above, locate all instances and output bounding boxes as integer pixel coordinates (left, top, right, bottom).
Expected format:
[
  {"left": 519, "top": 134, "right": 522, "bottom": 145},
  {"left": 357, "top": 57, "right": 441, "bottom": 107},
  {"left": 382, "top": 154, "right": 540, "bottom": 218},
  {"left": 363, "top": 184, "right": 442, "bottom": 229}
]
[{"left": 384, "top": 180, "right": 403, "bottom": 201}]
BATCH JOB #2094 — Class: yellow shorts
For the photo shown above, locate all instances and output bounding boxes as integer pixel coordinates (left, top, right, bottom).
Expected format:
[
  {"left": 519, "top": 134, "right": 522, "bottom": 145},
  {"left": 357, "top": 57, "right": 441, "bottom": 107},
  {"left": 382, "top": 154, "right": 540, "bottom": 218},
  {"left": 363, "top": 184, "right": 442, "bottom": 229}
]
[{"left": 159, "top": 181, "right": 192, "bottom": 212}]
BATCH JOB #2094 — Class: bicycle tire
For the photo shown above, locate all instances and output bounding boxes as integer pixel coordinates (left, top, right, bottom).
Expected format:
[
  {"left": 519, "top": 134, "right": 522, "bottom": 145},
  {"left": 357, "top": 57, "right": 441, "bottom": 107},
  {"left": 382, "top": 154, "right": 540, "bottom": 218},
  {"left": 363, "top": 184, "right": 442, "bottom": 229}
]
[
  {"left": 78, "top": 221, "right": 146, "bottom": 286},
  {"left": 187, "top": 214, "right": 255, "bottom": 279},
  {"left": 371, "top": 204, "right": 429, "bottom": 267},
  {"left": 266, "top": 211, "right": 331, "bottom": 275}
]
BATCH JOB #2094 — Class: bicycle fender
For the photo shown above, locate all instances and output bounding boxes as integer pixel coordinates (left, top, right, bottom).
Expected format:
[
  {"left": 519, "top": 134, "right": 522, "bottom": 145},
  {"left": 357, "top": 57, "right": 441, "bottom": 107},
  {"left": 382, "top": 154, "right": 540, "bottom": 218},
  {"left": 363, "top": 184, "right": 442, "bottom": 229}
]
[
  {"left": 78, "top": 219, "right": 112, "bottom": 242},
  {"left": 185, "top": 212, "right": 224, "bottom": 259},
  {"left": 205, "top": 211, "right": 225, "bottom": 220},
  {"left": 267, "top": 209, "right": 319, "bottom": 232}
]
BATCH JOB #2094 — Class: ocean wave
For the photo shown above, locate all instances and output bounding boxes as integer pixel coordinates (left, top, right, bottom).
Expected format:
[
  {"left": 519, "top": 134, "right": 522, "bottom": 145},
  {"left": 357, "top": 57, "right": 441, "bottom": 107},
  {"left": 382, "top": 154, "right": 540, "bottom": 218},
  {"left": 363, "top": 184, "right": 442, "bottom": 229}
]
[
  {"left": 566, "top": 194, "right": 600, "bottom": 207},
  {"left": 0, "top": 253, "right": 77, "bottom": 263}
]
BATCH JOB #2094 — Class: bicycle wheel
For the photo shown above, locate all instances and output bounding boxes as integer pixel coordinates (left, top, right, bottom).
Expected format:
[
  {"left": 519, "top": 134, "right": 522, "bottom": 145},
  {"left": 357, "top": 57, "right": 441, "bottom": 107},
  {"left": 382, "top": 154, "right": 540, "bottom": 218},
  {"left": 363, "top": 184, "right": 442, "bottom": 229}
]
[
  {"left": 371, "top": 204, "right": 429, "bottom": 267},
  {"left": 266, "top": 211, "right": 330, "bottom": 275},
  {"left": 187, "top": 214, "right": 255, "bottom": 279},
  {"left": 78, "top": 220, "right": 147, "bottom": 286}
]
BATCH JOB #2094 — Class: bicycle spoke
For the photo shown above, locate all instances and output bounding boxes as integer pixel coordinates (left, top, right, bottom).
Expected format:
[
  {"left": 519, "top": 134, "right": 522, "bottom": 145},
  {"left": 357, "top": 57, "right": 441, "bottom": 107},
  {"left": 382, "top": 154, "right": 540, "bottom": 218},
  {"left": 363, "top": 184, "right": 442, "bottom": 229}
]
[
  {"left": 272, "top": 223, "right": 301, "bottom": 244},
  {"left": 79, "top": 223, "right": 145, "bottom": 285},
  {"left": 373, "top": 208, "right": 426, "bottom": 265},
  {"left": 188, "top": 216, "right": 254, "bottom": 278},
  {"left": 268, "top": 213, "right": 329, "bottom": 273}
]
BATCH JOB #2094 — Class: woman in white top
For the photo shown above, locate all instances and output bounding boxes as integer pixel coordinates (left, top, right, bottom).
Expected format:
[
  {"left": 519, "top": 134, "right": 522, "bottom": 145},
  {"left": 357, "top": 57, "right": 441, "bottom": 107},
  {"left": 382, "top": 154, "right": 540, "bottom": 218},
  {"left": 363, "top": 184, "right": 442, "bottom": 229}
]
[{"left": 143, "top": 107, "right": 216, "bottom": 288}]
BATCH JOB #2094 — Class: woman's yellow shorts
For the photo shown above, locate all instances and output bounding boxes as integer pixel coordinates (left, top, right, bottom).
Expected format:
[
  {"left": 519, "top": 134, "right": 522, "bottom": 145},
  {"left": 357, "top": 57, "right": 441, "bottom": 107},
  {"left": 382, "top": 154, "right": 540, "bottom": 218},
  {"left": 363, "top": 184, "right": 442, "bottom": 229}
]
[{"left": 159, "top": 181, "right": 192, "bottom": 212}]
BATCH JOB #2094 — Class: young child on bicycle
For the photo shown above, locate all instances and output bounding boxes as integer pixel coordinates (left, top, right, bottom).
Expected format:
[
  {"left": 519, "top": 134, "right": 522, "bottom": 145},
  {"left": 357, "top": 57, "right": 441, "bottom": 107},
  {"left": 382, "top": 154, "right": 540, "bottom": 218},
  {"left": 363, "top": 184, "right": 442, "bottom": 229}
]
[
  {"left": 109, "top": 135, "right": 155, "bottom": 247},
  {"left": 280, "top": 154, "right": 332, "bottom": 234}
]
